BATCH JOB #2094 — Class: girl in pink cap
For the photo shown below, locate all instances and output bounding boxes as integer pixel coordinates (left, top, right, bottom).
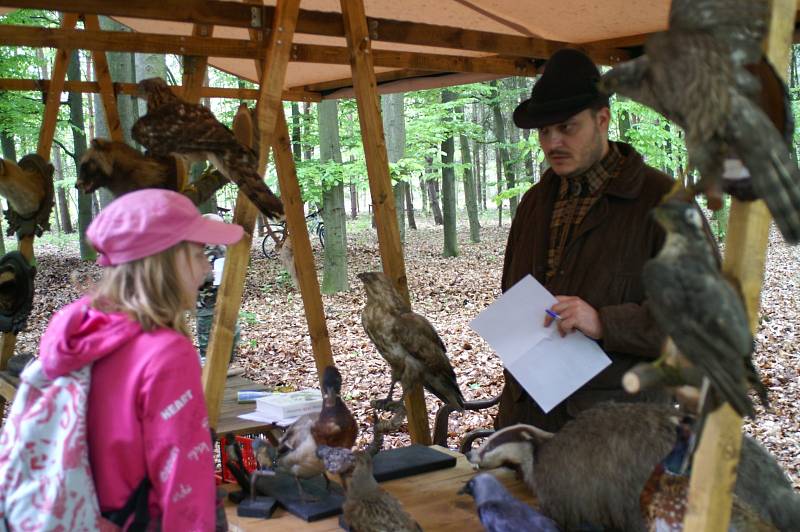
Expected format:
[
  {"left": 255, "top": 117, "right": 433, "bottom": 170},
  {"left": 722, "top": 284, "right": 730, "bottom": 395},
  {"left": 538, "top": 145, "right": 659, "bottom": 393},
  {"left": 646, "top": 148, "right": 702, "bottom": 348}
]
[{"left": 37, "top": 189, "right": 243, "bottom": 531}]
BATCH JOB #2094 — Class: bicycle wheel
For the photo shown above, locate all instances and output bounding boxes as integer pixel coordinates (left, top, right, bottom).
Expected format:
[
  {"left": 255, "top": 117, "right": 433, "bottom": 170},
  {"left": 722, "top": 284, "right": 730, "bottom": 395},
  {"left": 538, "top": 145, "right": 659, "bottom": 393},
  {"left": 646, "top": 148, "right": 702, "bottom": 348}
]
[{"left": 261, "top": 227, "right": 285, "bottom": 259}]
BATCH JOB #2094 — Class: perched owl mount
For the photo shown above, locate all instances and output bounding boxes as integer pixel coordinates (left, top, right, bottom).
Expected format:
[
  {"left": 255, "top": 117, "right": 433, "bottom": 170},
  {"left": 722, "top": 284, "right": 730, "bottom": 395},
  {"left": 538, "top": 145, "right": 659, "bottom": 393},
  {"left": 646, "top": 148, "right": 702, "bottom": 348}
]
[{"left": 0, "top": 154, "right": 55, "bottom": 238}]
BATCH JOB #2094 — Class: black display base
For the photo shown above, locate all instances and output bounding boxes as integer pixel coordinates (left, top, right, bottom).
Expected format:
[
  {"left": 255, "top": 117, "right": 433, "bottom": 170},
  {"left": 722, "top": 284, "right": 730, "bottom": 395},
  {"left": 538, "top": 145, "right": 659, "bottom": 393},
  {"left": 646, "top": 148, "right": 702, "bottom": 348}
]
[
  {"left": 237, "top": 496, "right": 278, "bottom": 518},
  {"left": 372, "top": 444, "right": 457, "bottom": 482},
  {"left": 255, "top": 472, "right": 345, "bottom": 522}
]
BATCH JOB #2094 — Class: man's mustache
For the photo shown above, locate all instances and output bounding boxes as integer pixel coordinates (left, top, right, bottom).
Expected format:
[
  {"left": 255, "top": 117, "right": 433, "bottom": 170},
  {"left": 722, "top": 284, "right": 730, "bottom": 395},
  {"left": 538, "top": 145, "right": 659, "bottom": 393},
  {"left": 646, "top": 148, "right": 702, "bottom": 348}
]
[{"left": 547, "top": 150, "right": 571, "bottom": 158}]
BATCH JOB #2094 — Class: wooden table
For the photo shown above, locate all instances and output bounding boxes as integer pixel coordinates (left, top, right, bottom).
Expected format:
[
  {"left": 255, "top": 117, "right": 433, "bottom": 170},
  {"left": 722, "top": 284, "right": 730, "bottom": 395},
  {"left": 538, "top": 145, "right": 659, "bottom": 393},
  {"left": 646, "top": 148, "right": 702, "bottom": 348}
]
[
  {"left": 224, "top": 446, "right": 537, "bottom": 531},
  {"left": 217, "top": 374, "right": 273, "bottom": 436}
]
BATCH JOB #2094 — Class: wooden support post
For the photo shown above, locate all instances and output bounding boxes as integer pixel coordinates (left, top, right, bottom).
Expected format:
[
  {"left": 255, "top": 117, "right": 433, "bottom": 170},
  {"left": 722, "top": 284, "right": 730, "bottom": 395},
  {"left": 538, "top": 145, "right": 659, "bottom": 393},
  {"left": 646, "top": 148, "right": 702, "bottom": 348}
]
[
  {"left": 0, "top": 13, "right": 78, "bottom": 415},
  {"left": 683, "top": 1, "right": 794, "bottom": 530},
  {"left": 340, "top": 0, "right": 431, "bottom": 445},
  {"left": 202, "top": 0, "right": 300, "bottom": 429},
  {"left": 83, "top": 14, "right": 124, "bottom": 142},
  {"left": 182, "top": 24, "right": 213, "bottom": 103},
  {"left": 272, "top": 107, "right": 335, "bottom": 382}
]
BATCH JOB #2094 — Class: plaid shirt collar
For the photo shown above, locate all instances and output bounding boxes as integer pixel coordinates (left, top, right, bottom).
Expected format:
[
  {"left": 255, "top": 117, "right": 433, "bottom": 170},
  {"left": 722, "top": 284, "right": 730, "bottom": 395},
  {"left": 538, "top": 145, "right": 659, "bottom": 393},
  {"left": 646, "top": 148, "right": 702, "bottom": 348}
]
[{"left": 557, "top": 142, "right": 623, "bottom": 199}]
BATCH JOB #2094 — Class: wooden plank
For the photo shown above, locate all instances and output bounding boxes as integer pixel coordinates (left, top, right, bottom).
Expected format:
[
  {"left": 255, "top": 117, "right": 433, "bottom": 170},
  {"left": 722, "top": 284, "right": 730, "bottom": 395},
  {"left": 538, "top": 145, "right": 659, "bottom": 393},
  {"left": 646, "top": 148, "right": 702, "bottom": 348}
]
[
  {"left": 0, "top": 0, "right": 628, "bottom": 61},
  {"left": 202, "top": 0, "right": 301, "bottom": 430},
  {"left": 181, "top": 23, "right": 214, "bottom": 103},
  {"left": 0, "top": 78, "right": 320, "bottom": 102},
  {"left": 0, "top": 25, "right": 543, "bottom": 76},
  {"left": 0, "top": 13, "right": 78, "bottom": 417},
  {"left": 83, "top": 14, "right": 123, "bottom": 142},
  {"left": 224, "top": 446, "right": 535, "bottom": 531},
  {"left": 272, "top": 106, "right": 335, "bottom": 386},
  {"left": 683, "top": 1, "right": 795, "bottom": 530},
  {"left": 304, "top": 68, "right": 429, "bottom": 94},
  {"left": 0, "top": 371, "right": 18, "bottom": 402},
  {"left": 340, "top": 0, "right": 430, "bottom": 445}
]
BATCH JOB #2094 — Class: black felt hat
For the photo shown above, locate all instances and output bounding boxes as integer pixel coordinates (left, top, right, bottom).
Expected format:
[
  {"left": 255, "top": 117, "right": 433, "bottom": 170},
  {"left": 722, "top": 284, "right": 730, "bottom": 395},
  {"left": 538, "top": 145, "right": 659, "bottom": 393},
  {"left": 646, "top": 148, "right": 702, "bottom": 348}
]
[{"left": 513, "top": 48, "right": 609, "bottom": 129}]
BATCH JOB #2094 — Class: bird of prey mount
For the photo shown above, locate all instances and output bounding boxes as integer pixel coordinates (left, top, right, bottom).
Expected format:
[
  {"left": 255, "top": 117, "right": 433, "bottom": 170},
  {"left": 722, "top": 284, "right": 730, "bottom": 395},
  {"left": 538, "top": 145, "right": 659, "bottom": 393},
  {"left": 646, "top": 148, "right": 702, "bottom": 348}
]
[
  {"left": 642, "top": 196, "right": 768, "bottom": 419},
  {"left": 132, "top": 77, "right": 284, "bottom": 220},
  {"left": 358, "top": 271, "right": 465, "bottom": 414},
  {"left": 600, "top": 0, "right": 800, "bottom": 243}
]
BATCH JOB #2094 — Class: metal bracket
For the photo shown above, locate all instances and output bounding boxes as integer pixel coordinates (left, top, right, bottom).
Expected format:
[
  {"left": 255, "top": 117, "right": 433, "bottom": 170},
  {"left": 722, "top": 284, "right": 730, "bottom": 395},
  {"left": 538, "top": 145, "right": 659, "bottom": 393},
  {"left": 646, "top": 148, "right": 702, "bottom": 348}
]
[{"left": 250, "top": 6, "right": 263, "bottom": 28}]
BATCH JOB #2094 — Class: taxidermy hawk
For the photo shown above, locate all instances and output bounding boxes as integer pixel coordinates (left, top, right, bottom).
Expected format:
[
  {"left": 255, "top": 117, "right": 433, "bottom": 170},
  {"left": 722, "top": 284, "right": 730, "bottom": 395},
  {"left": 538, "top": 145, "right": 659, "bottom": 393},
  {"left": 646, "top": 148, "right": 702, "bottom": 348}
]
[
  {"left": 358, "top": 271, "right": 464, "bottom": 410},
  {"left": 131, "top": 77, "right": 284, "bottom": 220},
  {"left": 600, "top": 0, "right": 800, "bottom": 243},
  {"left": 642, "top": 196, "right": 768, "bottom": 418}
]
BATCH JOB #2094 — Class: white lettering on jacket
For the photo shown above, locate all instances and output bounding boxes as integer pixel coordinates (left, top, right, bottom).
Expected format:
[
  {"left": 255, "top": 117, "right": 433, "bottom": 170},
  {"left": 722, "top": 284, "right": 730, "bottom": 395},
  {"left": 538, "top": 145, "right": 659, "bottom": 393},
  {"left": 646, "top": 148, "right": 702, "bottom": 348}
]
[
  {"left": 172, "top": 483, "right": 192, "bottom": 503},
  {"left": 187, "top": 441, "right": 211, "bottom": 461},
  {"left": 160, "top": 389, "right": 193, "bottom": 421},
  {"left": 160, "top": 447, "right": 179, "bottom": 483}
]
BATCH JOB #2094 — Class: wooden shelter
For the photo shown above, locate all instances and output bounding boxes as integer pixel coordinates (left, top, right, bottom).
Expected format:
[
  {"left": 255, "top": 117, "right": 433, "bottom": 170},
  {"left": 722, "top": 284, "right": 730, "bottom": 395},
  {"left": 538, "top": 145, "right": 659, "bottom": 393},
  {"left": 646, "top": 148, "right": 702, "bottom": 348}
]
[{"left": 0, "top": 1, "right": 796, "bottom": 530}]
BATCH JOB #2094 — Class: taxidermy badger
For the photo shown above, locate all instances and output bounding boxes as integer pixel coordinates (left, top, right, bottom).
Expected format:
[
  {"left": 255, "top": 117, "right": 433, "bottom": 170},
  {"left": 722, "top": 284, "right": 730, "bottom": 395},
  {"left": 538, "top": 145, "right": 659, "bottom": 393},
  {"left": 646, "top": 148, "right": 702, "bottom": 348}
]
[{"left": 77, "top": 138, "right": 180, "bottom": 197}]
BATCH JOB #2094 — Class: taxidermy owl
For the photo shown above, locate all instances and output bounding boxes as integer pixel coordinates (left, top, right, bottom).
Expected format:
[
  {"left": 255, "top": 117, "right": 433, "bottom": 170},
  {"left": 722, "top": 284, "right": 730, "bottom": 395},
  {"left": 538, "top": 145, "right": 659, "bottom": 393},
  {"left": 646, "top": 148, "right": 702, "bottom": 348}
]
[
  {"left": 132, "top": 77, "right": 284, "bottom": 220},
  {"left": 600, "top": 0, "right": 800, "bottom": 243}
]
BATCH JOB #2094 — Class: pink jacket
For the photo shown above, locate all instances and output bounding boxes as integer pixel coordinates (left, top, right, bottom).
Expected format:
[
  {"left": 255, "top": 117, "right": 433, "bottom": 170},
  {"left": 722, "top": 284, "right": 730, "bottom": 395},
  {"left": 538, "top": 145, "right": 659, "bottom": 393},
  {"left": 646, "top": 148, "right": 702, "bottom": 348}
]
[{"left": 39, "top": 297, "right": 216, "bottom": 531}]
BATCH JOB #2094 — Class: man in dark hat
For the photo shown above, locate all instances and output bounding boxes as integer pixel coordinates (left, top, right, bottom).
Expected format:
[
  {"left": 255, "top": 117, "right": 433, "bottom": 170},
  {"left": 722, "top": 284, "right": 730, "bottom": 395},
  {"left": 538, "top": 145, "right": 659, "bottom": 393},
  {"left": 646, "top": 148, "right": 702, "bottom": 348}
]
[{"left": 497, "top": 48, "right": 673, "bottom": 432}]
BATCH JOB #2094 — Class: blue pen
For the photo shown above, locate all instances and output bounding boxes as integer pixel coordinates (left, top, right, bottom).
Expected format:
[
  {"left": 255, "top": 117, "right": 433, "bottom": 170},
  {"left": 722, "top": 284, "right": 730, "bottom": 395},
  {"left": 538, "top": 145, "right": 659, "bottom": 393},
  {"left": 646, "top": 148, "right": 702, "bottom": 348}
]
[{"left": 545, "top": 309, "right": 562, "bottom": 321}]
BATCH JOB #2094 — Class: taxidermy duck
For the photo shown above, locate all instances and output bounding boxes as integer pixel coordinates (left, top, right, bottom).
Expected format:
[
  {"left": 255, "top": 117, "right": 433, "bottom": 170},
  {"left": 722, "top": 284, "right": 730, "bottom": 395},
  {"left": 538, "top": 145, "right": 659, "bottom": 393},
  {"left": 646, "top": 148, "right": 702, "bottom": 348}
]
[
  {"left": 357, "top": 271, "right": 464, "bottom": 411},
  {"left": 274, "top": 366, "right": 357, "bottom": 499},
  {"left": 317, "top": 446, "right": 422, "bottom": 532}
]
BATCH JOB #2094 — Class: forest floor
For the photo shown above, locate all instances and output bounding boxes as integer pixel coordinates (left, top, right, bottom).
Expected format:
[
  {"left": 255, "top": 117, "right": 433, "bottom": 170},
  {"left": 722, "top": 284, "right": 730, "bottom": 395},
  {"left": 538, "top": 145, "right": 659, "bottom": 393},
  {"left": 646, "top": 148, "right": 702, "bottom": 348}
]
[{"left": 12, "top": 212, "right": 800, "bottom": 489}]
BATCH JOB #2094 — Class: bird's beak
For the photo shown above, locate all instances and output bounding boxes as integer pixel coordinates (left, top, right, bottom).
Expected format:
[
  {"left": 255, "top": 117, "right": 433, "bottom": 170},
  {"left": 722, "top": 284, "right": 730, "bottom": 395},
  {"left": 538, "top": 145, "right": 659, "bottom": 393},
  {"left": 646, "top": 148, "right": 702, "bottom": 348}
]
[{"left": 356, "top": 272, "right": 369, "bottom": 283}]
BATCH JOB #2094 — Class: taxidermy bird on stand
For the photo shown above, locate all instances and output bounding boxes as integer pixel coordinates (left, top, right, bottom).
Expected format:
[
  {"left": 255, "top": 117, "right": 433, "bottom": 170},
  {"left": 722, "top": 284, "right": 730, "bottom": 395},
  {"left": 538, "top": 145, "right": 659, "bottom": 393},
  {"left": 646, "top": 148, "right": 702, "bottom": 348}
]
[
  {"left": 600, "top": 0, "right": 800, "bottom": 243},
  {"left": 642, "top": 196, "right": 768, "bottom": 421},
  {"left": 270, "top": 366, "right": 357, "bottom": 500},
  {"left": 132, "top": 77, "right": 284, "bottom": 220},
  {"left": 357, "top": 271, "right": 464, "bottom": 413}
]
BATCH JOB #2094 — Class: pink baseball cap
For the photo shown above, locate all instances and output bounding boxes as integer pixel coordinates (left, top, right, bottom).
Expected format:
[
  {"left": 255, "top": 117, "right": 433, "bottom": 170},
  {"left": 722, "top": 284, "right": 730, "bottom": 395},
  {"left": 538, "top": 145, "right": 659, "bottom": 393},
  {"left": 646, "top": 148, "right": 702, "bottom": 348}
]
[{"left": 87, "top": 189, "right": 244, "bottom": 266}]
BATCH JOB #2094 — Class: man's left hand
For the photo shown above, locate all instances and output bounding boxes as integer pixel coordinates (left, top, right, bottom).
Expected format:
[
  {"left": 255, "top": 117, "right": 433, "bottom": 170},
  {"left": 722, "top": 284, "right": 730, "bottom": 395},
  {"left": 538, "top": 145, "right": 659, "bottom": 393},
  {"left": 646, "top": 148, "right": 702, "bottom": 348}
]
[{"left": 544, "top": 295, "right": 603, "bottom": 339}]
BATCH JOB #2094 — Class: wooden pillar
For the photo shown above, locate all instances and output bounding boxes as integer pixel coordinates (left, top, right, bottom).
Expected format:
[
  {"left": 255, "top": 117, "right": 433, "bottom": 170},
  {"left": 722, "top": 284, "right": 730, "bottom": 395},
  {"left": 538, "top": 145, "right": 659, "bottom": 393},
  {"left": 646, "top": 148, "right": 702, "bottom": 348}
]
[
  {"left": 340, "top": 0, "right": 431, "bottom": 445},
  {"left": 272, "top": 107, "right": 335, "bottom": 382},
  {"left": 202, "top": 0, "right": 300, "bottom": 429},
  {"left": 0, "top": 13, "right": 77, "bottom": 406},
  {"left": 683, "top": 1, "right": 794, "bottom": 529},
  {"left": 83, "top": 14, "right": 124, "bottom": 143}
]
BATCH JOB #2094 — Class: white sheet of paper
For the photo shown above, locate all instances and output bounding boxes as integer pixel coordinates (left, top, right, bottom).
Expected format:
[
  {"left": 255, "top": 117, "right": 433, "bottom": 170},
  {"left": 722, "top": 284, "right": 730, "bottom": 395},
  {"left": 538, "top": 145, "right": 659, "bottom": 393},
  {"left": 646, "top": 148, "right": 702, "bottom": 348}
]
[
  {"left": 470, "top": 275, "right": 611, "bottom": 413},
  {"left": 213, "top": 257, "right": 225, "bottom": 286},
  {"left": 238, "top": 411, "right": 298, "bottom": 428}
]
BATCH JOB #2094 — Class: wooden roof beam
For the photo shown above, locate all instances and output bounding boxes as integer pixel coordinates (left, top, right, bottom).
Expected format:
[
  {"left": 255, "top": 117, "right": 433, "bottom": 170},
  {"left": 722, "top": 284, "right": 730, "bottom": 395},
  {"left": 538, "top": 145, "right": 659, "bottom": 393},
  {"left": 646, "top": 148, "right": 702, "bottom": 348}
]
[
  {"left": 0, "top": 78, "right": 321, "bottom": 102},
  {"left": 0, "top": 0, "right": 628, "bottom": 63},
  {"left": 0, "top": 25, "right": 542, "bottom": 76}
]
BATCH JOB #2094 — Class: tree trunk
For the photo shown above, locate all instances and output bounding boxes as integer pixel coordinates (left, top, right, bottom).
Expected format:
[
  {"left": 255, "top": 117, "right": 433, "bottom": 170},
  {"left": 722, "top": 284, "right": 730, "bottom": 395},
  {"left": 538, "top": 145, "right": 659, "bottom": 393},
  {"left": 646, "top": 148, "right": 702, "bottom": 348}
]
[
  {"left": 496, "top": 147, "right": 503, "bottom": 227},
  {"left": 426, "top": 156, "right": 443, "bottom": 225},
  {"left": 381, "top": 92, "right": 406, "bottom": 243},
  {"left": 457, "top": 105, "right": 480, "bottom": 243},
  {"left": 302, "top": 102, "right": 314, "bottom": 161},
  {"left": 318, "top": 99, "right": 348, "bottom": 294},
  {"left": 405, "top": 183, "right": 417, "bottom": 230},
  {"left": 507, "top": 110, "right": 520, "bottom": 216},
  {"left": 441, "top": 90, "right": 459, "bottom": 257},
  {"left": 68, "top": 51, "right": 95, "bottom": 260},
  {"left": 491, "top": 81, "right": 516, "bottom": 218},
  {"left": 52, "top": 147, "right": 74, "bottom": 233},
  {"left": 0, "top": 130, "right": 12, "bottom": 254},
  {"left": 418, "top": 174, "right": 428, "bottom": 213},
  {"left": 349, "top": 179, "right": 358, "bottom": 219},
  {"left": 134, "top": 50, "right": 167, "bottom": 117},
  {"left": 523, "top": 127, "right": 536, "bottom": 183},
  {"left": 290, "top": 101, "right": 302, "bottom": 161}
]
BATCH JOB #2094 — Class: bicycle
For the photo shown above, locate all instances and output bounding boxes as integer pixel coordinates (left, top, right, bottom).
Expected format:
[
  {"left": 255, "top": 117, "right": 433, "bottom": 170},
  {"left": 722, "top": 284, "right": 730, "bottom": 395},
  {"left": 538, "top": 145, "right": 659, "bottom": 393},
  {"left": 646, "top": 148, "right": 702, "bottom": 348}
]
[{"left": 261, "top": 209, "right": 325, "bottom": 259}]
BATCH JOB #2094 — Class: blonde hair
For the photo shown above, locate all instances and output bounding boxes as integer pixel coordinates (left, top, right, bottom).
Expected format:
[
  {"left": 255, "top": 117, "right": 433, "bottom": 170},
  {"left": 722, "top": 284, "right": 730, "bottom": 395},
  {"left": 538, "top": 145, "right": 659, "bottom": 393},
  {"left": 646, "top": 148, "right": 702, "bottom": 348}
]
[{"left": 91, "top": 241, "right": 194, "bottom": 336}]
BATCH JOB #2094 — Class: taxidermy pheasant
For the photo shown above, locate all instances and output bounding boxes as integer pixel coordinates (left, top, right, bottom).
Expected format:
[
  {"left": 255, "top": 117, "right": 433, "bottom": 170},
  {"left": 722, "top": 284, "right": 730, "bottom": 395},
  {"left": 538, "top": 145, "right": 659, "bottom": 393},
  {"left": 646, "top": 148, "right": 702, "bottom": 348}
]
[
  {"left": 643, "top": 196, "right": 768, "bottom": 418},
  {"left": 358, "top": 271, "right": 465, "bottom": 411},
  {"left": 640, "top": 418, "right": 777, "bottom": 531},
  {"left": 600, "top": 0, "right": 800, "bottom": 243},
  {"left": 131, "top": 77, "right": 284, "bottom": 220}
]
